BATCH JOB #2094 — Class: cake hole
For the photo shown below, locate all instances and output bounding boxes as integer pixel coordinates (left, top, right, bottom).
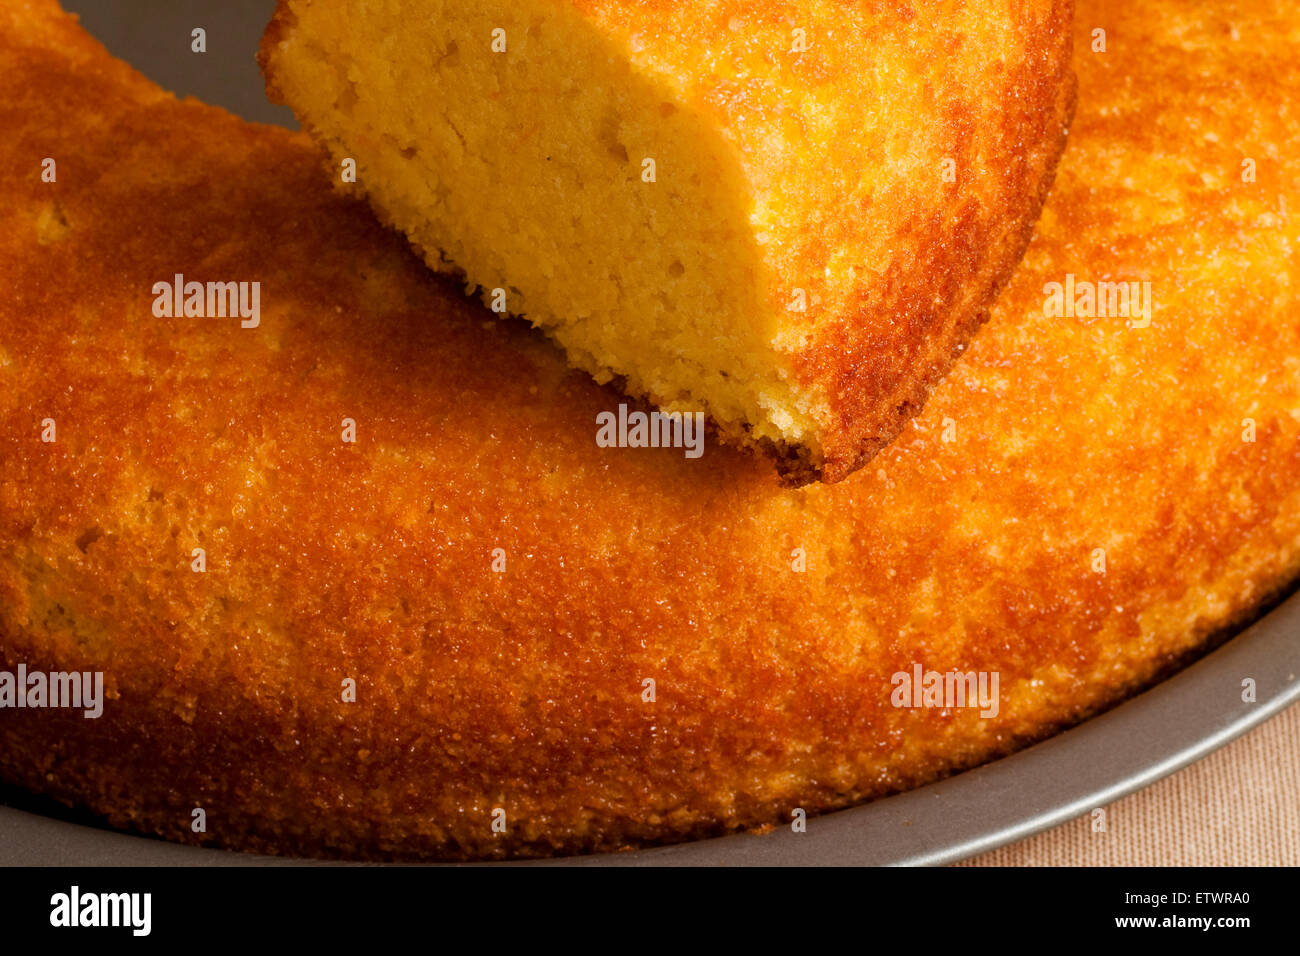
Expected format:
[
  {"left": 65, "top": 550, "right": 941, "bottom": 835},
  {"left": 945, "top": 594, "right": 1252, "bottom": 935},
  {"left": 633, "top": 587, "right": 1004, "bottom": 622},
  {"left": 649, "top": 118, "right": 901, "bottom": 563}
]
[
  {"left": 668, "top": 260, "right": 685, "bottom": 278},
  {"left": 597, "top": 112, "right": 629, "bottom": 163},
  {"left": 335, "top": 82, "right": 358, "bottom": 113},
  {"left": 326, "top": 51, "right": 359, "bottom": 112},
  {"left": 75, "top": 526, "right": 104, "bottom": 553},
  {"left": 36, "top": 202, "right": 70, "bottom": 244}
]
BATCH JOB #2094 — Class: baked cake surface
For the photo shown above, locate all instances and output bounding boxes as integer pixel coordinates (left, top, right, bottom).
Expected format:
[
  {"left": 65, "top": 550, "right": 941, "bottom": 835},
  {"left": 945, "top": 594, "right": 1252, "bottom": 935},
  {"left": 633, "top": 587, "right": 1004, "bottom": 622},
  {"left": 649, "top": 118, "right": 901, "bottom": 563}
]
[
  {"left": 260, "top": 0, "right": 1076, "bottom": 484},
  {"left": 0, "top": 0, "right": 1297, "bottom": 859}
]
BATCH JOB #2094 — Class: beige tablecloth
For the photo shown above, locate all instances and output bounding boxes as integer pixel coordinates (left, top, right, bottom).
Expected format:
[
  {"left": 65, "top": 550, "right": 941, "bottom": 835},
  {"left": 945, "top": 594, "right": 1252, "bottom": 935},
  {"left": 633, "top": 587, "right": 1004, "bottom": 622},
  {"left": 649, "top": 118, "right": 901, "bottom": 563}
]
[{"left": 958, "top": 701, "right": 1300, "bottom": 866}]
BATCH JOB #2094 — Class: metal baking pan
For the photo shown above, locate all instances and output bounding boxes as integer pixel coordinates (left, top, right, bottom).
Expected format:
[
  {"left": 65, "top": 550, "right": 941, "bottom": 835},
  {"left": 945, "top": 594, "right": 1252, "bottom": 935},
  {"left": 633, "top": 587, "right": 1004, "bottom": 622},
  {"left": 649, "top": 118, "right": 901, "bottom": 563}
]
[{"left": 3, "top": 0, "right": 1297, "bottom": 867}]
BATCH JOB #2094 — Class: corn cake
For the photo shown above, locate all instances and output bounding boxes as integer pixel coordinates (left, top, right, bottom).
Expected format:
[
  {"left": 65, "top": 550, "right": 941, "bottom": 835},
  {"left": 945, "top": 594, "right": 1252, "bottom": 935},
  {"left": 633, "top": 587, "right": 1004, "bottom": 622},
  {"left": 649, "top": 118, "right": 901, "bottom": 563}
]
[
  {"left": 259, "top": 0, "right": 1076, "bottom": 484},
  {"left": 1, "top": 0, "right": 1298, "bottom": 860}
]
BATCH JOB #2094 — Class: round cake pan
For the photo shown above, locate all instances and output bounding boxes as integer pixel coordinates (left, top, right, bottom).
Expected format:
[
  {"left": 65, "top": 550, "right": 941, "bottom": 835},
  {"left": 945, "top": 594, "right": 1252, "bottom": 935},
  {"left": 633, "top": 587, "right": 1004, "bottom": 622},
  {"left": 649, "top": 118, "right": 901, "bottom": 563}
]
[{"left": 5, "top": 0, "right": 1296, "bottom": 867}]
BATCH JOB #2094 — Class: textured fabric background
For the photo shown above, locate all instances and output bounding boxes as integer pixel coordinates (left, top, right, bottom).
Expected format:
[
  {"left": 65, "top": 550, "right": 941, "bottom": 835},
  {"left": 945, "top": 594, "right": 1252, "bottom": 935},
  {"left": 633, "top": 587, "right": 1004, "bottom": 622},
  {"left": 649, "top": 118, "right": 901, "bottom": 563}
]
[{"left": 959, "top": 701, "right": 1300, "bottom": 866}]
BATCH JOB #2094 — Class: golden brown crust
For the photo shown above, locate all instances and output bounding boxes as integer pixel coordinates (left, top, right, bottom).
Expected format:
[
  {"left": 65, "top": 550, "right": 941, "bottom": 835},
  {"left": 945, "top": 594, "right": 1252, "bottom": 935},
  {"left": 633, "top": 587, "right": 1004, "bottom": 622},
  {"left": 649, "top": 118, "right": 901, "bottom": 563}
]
[
  {"left": 1, "top": 0, "right": 1299, "bottom": 860},
  {"left": 798, "top": 43, "right": 1079, "bottom": 485},
  {"left": 255, "top": 0, "right": 294, "bottom": 91},
  {"left": 785, "top": 0, "right": 1079, "bottom": 484}
]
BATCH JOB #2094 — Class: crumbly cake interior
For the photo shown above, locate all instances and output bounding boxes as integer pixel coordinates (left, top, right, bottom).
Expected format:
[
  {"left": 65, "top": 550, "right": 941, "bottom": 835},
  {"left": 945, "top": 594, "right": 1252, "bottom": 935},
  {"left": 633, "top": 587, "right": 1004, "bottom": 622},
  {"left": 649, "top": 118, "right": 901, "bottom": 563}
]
[{"left": 266, "top": 0, "right": 824, "bottom": 451}]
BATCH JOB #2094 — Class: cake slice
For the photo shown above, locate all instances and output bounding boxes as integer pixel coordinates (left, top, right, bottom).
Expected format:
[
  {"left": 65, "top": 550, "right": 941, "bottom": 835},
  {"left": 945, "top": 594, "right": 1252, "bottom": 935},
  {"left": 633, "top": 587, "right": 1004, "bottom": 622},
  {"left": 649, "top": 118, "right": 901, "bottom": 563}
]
[{"left": 261, "top": 0, "right": 1074, "bottom": 482}]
